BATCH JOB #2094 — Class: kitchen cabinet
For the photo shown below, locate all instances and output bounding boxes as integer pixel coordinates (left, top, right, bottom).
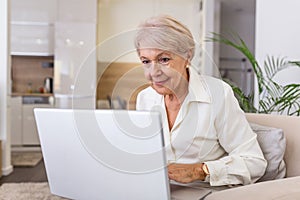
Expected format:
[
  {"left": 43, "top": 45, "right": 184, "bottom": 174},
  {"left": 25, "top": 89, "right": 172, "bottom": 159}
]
[
  {"left": 54, "top": 22, "right": 96, "bottom": 95},
  {"left": 10, "top": 96, "right": 53, "bottom": 146},
  {"left": 57, "top": 0, "right": 97, "bottom": 23},
  {"left": 22, "top": 104, "right": 52, "bottom": 145},
  {"left": 10, "top": 23, "right": 54, "bottom": 56},
  {"left": 10, "top": 97, "right": 22, "bottom": 145},
  {"left": 54, "top": 0, "right": 97, "bottom": 109},
  {"left": 11, "top": 0, "right": 57, "bottom": 23},
  {"left": 10, "top": 0, "right": 56, "bottom": 56}
]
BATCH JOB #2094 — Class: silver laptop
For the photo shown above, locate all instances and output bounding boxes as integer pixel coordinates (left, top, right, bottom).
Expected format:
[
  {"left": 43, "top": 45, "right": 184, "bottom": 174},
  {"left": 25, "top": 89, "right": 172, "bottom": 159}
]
[{"left": 34, "top": 108, "right": 211, "bottom": 200}]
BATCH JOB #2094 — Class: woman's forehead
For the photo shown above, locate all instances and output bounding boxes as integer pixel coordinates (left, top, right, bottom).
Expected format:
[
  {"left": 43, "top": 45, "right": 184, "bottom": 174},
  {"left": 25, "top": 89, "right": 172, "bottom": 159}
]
[{"left": 139, "top": 48, "right": 173, "bottom": 58}]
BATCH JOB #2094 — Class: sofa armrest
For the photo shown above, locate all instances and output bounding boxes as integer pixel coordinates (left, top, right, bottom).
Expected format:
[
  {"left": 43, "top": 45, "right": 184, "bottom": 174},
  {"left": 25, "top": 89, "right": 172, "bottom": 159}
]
[{"left": 205, "top": 176, "right": 300, "bottom": 200}]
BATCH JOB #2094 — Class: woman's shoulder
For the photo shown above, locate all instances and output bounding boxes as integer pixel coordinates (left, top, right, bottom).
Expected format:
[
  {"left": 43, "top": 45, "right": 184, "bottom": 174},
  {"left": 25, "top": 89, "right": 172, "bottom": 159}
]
[
  {"left": 198, "top": 74, "right": 232, "bottom": 92},
  {"left": 189, "top": 67, "right": 230, "bottom": 90}
]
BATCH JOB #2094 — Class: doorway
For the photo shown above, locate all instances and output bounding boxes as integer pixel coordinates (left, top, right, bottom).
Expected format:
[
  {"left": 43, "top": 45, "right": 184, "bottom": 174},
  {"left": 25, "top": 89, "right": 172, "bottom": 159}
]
[{"left": 218, "top": 0, "right": 256, "bottom": 96}]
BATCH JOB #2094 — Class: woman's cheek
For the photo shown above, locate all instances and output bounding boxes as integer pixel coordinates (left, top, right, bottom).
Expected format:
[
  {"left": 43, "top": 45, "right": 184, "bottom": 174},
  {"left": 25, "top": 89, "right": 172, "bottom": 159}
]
[{"left": 143, "top": 70, "right": 151, "bottom": 81}]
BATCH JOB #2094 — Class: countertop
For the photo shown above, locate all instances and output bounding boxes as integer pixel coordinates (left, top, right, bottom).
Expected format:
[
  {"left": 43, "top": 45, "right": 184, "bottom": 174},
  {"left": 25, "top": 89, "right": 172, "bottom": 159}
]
[{"left": 11, "top": 92, "right": 53, "bottom": 97}]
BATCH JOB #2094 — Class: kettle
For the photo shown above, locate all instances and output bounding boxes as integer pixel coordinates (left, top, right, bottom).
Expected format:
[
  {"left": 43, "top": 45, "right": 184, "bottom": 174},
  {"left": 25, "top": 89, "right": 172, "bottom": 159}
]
[{"left": 44, "top": 77, "right": 53, "bottom": 93}]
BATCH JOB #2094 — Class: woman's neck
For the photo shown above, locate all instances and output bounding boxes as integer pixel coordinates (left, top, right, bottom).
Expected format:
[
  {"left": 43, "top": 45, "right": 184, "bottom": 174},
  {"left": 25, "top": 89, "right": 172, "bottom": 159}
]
[
  {"left": 164, "top": 67, "right": 189, "bottom": 130},
  {"left": 165, "top": 89, "right": 187, "bottom": 106}
]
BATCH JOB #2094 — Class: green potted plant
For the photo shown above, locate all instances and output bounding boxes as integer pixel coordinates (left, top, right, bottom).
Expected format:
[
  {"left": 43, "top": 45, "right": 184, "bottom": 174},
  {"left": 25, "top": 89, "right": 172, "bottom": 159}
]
[{"left": 208, "top": 33, "right": 300, "bottom": 116}]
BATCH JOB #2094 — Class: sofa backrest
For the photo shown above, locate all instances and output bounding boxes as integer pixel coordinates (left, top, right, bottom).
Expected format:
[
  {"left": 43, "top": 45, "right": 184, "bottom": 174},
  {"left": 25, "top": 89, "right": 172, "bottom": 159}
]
[{"left": 246, "top": 113, "right": 300, "bottom": 177}]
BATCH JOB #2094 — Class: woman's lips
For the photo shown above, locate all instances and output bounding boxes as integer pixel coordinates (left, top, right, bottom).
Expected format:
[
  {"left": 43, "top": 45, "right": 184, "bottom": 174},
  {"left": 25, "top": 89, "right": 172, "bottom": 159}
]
[{"left": 153, "top": 79, "right": 168, "bottom": 86}]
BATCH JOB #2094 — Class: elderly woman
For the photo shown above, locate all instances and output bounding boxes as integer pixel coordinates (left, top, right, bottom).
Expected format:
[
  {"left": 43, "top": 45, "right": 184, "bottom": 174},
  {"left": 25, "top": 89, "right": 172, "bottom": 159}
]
[{"left": 134, "top": 15, "right": 267, "bottom": 186}]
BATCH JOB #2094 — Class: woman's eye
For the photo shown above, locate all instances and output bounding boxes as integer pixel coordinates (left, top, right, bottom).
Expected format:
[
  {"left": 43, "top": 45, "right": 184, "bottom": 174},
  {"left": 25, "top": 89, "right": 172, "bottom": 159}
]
[
  {"left": 142, "top": 60, "right": 150, "bottom": 65},
  {"left": 158, "top": 57, "right": 171, "bottom": 64}
]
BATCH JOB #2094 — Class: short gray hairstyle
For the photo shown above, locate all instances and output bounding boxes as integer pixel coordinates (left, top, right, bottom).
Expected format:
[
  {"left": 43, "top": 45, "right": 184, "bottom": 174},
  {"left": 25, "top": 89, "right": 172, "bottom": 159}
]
[{"left": 134, "top": 15, "right": 195, "bottom": 61}]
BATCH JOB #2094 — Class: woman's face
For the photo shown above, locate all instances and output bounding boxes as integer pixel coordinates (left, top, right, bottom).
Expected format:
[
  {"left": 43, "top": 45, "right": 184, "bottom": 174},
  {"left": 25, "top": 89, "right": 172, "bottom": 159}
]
[{"left": 139, "top": 48, "right": 189, "bottom": 96}]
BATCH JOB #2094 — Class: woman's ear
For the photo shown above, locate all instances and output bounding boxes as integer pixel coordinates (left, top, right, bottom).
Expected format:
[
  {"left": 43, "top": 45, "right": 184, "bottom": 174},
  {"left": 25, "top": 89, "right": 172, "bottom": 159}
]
[{"left": 186, "top": 50, "right": 193, "bottom": 64}]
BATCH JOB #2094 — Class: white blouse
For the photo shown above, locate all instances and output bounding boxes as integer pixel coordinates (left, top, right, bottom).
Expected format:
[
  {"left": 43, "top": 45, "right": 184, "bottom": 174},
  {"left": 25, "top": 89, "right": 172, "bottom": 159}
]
[{"left": 136, "top": 67, "right": 267, "bottom": 186}]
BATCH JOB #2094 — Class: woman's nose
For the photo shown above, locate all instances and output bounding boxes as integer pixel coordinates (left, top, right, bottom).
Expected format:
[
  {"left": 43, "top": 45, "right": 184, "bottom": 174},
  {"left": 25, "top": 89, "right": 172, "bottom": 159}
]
[{"left": 149, "top": 62, "right": 162, "bottom": 76}]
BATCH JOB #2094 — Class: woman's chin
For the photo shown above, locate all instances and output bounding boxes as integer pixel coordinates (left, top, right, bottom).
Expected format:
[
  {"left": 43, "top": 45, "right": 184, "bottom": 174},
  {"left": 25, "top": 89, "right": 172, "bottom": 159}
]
[{"left": 151, "top": 84, "right": 172, "bottom": 95}]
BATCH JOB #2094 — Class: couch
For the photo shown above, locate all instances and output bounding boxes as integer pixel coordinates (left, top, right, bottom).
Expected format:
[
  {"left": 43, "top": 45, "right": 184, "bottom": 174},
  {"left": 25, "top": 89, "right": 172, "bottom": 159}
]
[{"left": 205, "top": 113, "right": 300, "bottom": 200}]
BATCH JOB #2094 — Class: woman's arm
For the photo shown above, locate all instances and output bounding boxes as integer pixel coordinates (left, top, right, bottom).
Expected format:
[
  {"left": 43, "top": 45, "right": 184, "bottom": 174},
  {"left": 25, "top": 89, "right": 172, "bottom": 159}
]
[
  {"left": 204, "top": 82, "right": 267, "bottom": 186},
  {"left": 167, "top": 81, "right": 267, "bottom": 186}
]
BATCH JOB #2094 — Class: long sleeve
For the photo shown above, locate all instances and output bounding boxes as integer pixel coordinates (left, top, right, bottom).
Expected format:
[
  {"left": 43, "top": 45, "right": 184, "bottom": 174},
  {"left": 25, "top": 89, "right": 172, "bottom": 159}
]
[{"left": 205, "top": 82, "right": 267, "bottom": 186}]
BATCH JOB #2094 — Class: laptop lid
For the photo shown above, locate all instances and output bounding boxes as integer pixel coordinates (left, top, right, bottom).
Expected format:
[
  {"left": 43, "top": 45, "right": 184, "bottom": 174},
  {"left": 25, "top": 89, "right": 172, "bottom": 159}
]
[{"left": 34, "top": 108, "right": 171, "bottom": 200}]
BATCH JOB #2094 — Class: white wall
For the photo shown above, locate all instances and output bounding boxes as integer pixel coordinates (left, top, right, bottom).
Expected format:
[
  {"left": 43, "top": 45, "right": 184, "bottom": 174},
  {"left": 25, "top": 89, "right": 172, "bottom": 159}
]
[
  {"left": 256, "top": 0, "right": 300, "bottom": 86},
  {"left": 0, "top": 0, "right": 13, "bottom": 176},
  {"left": 202, "top": 0, "right": 220, "bottom": 76},
  {"left": 97, "top": 0, "right": 203, "bottom": 69}
]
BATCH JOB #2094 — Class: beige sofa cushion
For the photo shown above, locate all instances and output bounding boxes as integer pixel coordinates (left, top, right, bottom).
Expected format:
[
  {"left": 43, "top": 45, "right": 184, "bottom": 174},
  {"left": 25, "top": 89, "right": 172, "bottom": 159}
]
[
  {"left": 250, "top": 123, "right": 286, "bottom": 181},
  {"left": 246, "top": 113, "right": 300, "bottom": 177}
]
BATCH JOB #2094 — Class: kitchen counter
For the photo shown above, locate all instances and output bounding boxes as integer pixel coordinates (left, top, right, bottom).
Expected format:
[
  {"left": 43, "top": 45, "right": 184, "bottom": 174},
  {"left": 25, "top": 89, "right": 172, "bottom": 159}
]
[
  {"left": 11, "top": 93, "right": 54, "bottom": 105},
  {"left": 11, "top": 92, "right": 53, "bottom": 97}
]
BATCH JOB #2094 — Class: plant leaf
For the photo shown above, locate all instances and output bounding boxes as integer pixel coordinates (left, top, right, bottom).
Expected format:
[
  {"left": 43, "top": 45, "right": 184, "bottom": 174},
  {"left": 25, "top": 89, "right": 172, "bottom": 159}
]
[
  {"left": 207, "top": 32, "right": 300, "bottom": 116},
  {"left": 223, "top": 78, "right": 257, "bottom": 113},
  {"left": 272, "top": 84, "right": 300, "bottom": 115},
  {"left": 264, "top": 56, "right": 300, "bottom": 80},
  {"left": 207, "top": 32, "right": 265, "bottom": 94},
  {"left": 289, "top": 61, "right": 300, "bottom": 67}
]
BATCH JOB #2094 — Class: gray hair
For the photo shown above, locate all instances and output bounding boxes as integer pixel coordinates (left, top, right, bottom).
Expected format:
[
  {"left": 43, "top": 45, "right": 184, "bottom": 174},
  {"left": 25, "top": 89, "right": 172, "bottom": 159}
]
[{"left": 134, "top": 15, "right": 195, "bottom": 61}]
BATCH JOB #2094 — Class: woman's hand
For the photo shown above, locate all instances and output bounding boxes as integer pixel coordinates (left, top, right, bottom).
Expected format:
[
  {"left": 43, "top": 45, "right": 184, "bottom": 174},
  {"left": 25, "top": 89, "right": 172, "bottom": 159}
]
[{"left": 168, "top": 163, "right": 206, "bottom": 183}]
